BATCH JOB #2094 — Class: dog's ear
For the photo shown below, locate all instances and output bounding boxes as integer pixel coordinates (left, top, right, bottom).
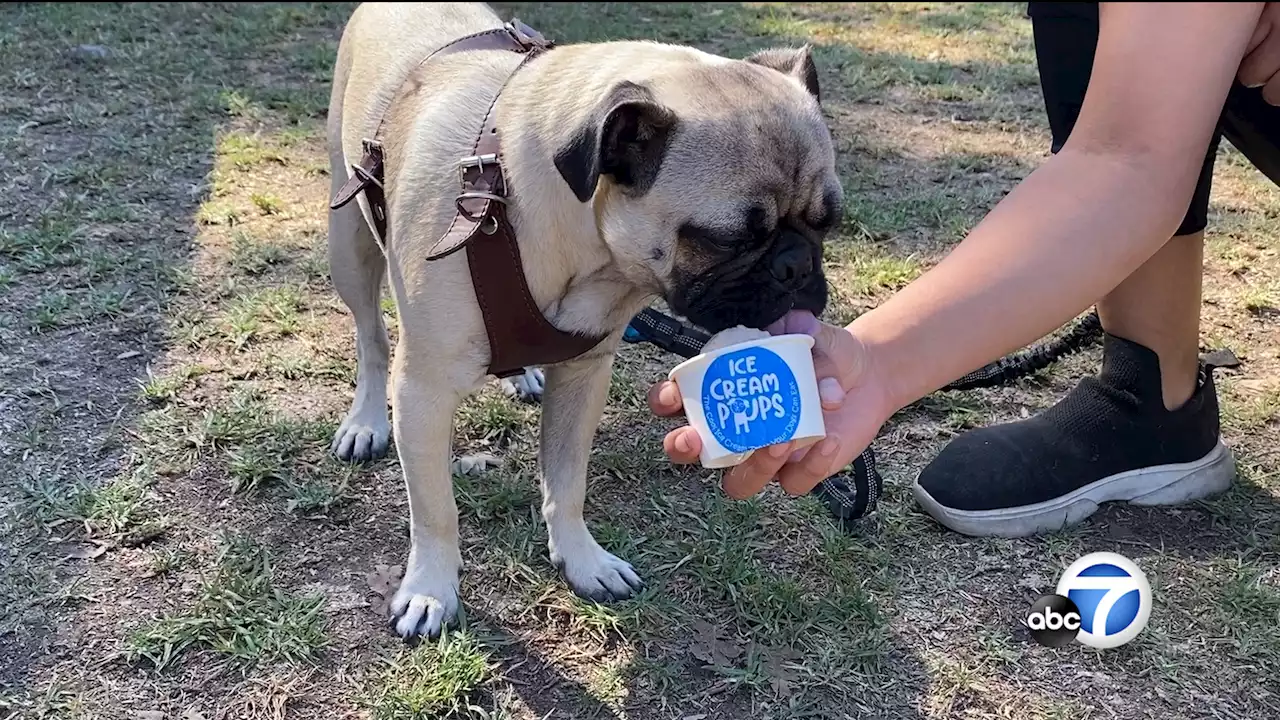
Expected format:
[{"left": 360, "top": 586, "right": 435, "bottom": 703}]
[
  {"left": 554, "top": 81, "right": 679, "bottom": 203},
  {"left": 746, "top": 45, "right": 820, "bottom": 103}
]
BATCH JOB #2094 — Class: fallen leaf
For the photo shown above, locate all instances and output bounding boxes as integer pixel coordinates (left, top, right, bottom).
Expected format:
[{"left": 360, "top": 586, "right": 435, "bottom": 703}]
[
  {"left": 1203, "top": 348, "right": 1242, "bottom": 369},
  {"left": 1017, "top": 572, "right": 1049, "bottom": 590},
  {"left": 116, "top": 350, "right": 142, "bottom": 360},
  {"left": 63, "top": 543, "right": 107, "bottom": 562},
  {"left": 769, "top": 675, "right": 792, "bottom": 697},
  {"left": 137, "top": 711, "right": 165, "bottom": 720},
  {"left": 182, "top": 709, "right": 207, "bottom": 720},
  {"left": 366, "top": 564, "right": 402, "bottom": 596},
  {"left": 759, "top": 646, "right": 802, "bottom": 698},
  {"left": 366, "top": 564, "right": 402, "bottom": 616},
  {"left": 71, "top": 44, "right": 110, "bottom": 60},
  {"left": 689, "top": 619, "right": 742, "bottom": 667},
  {"left": 451, "top": 453, "right": 500, "bottom": 476}
]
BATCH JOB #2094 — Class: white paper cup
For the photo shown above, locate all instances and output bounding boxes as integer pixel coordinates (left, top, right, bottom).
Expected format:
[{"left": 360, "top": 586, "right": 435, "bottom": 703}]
[{"left": 667, "top": 334, "right": 827, "bottom": 469}]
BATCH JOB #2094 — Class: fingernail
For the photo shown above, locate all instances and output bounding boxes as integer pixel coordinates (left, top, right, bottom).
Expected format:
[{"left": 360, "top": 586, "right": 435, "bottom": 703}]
[
  {"left": 659, "top": 383, "right": 680, "bottom": 407},
  {"left": 768, "top": 442, "right": 791, "bottom": 459},
  {"left": 674, "top": 432, "right": 693, "bottom": 454},
  {"left": 1245, "top": 81, "right": 1265, "bottom": 89},
  {"left": 818, "top": 437, "right": 840, "bottom": 457},
  {"left": 818, "top": 377, "right": 845, "bottom": 408}
]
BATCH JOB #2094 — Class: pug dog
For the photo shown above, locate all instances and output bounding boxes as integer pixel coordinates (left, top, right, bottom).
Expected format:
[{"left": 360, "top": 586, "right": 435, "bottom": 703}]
[{"left": 325, "top": 2, "right": 842, "bottom": 641}]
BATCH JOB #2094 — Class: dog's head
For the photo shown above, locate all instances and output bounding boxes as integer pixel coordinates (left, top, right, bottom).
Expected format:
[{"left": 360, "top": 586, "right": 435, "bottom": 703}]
[{"left": 553, "top": 45, "right": 842, "bottom": 333}]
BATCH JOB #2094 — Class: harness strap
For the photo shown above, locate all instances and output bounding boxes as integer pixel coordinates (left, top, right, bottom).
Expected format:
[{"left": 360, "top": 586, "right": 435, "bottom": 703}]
[{"left": 330, "top": 19, "right": 607, "bottom": 379}]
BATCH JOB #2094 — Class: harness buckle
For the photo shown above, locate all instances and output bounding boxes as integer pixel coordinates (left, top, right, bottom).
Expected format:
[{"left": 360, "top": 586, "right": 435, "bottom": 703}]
[
  {"left": 508, "top": 19, "right": 549, "bottom": 50},
  {"left": 458, "top": 152, "right": 499, "bottom": 170}
]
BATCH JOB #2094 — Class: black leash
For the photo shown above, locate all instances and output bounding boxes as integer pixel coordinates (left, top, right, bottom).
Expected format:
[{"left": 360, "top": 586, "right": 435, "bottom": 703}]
[{"left": 623, "top": 307, "right": 1104, "bottom": 529}]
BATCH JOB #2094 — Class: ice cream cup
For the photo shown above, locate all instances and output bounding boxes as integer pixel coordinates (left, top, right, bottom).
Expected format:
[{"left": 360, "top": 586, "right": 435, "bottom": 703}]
[{"left": 667, "top": 334, "right": 827, "bottom": 469}]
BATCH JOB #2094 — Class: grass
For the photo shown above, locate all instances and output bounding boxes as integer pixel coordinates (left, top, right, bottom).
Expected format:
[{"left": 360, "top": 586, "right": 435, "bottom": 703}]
[
  {"left": 139, "top": 363, "right": 209, "bottom": 403},
  {"left": 126, "top": 535, "right": 328, "bottom": 671},
  {"left": 0, "top": 219, "right": 79, "bottom": 274},
  {"left": 250, "top": 193, "right": 283, "bottom": 216},
  {"left": 229, "top": 230, "right": 290, "bottom": 275},
  {"left": 365, "top": 632, "right": 494, "bottom": 720},
  {"left": 1, "top": 2, "right": 1278, "bottom": 719},
  {"left": 17, "top": 467, "right": 160, "bottom": 542}
]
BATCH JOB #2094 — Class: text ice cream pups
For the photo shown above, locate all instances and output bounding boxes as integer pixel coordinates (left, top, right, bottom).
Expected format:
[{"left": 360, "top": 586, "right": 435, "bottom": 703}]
[{"left": 705, "top": 354, "right": 788, "bottom": 435}]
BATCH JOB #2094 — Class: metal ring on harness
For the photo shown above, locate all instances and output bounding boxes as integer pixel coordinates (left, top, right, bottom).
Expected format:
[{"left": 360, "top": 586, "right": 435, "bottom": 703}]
[
  {"left": 455, "top": 191, "right": 509, "bottom": 223},
  {"left": 349, "top": 161, "right": 383, "bottom": 190}
]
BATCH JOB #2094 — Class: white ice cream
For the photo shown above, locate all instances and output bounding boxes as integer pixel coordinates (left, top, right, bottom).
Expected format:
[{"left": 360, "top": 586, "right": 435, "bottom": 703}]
[{"left": 702, "top": 325, "right": 771, "bottom": 354}]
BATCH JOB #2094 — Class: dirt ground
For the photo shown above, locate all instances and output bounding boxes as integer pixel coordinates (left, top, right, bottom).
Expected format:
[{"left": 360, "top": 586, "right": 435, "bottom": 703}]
[{"left": 2, "top": 3, "right": 1277, "bottom": 719}]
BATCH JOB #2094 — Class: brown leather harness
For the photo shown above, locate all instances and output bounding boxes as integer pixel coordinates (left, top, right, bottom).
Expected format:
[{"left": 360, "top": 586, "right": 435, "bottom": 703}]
[{"left": 329, "top": 19, "right": 607, "bottom": 379}]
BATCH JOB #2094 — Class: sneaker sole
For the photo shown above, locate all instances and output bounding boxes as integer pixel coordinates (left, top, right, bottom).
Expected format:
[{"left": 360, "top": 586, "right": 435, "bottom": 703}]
[{"left": 912, "top": 439, "right": 1236, "bottom": 538}]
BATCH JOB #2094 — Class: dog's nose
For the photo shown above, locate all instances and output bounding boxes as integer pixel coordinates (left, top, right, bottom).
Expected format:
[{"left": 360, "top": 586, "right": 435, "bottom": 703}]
[{"left": 770, "top": 243, "right": 812, "bottom": 289}]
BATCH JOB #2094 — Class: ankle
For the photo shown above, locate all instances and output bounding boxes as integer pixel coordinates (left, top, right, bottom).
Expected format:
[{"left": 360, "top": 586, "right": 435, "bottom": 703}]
[
  {"left": 1094, "top": 330, "right": 1200, "bottom": 411},
  {"left": 1157, "top": 351, "right": 1200, "bottom": 411}
]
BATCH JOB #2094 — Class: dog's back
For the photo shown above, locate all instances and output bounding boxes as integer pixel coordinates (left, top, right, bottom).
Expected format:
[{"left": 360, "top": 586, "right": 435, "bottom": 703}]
[{"left": 327, "top": 3, "right": 503, "bottom": 164}]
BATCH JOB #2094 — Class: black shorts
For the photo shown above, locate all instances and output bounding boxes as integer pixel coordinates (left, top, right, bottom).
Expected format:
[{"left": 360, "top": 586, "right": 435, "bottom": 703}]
[{"left": 1029, "top": 2, "right": 1280, "bottom": 236}]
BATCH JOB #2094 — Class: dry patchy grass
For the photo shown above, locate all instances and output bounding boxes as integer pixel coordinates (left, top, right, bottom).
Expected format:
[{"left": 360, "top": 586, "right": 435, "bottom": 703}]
[{"left": 1, "top": 3, "right": 1278, "bottom": 719}]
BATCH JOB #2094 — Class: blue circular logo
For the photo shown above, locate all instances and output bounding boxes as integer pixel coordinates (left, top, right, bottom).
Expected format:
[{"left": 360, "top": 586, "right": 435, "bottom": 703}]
[
  {"left": 1055, "top": 551, "right": 1152, "bottom": 650},
  {"left": 700, "top": 346, "right": 801, "bottom": 453}
]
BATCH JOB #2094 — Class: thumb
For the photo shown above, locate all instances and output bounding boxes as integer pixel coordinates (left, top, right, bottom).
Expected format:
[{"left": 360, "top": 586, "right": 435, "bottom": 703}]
[
  {"left": 807, "top": 320, "right": 859, "bottom": 382},
  {"left": 1245, "top": 16, "right": 1270, "bottom": 55}
]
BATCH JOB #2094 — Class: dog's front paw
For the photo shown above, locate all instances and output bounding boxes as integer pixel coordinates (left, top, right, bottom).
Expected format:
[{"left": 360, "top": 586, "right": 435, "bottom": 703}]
[
  {"left": 499, "top": 367, "right": 544, "bottom": 403},
  {"left": 551, "top": 536, "right": 644, "bottom": 603},
  {"left": 331, "top": 412, "right": 391, "bottom": 463},
  {"left": 387, "top": 562, "right": 460, "bottom": 643}
]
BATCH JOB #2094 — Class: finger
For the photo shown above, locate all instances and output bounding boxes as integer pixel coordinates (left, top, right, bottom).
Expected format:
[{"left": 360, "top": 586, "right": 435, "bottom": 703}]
[
  {"left": 789, "top": 444, "right": 814, "bottom": 463},
  {"left": 776, "top": 401, "right": 873, "bottom": 496},
  {"left": 662, "top": 426, "right": 702, "bottom": 464},
  {"left": 720, "top": 441, "right": 794, "bottom": 499},
  {"left": 647, "top": 380, "right": 685, "bottom": 417},
  {"left": 1245, "top": 16, "right": 1271, "bottom": 55},
  {"left": 1265, "top": 72, "right": 1280, "bottom": 106},
  {"left": 1238, "top": 24, "right": 1280, "bottom": 88},
  {"left": 812, "top": 328, "right": 859, "bottom": 386},
  {"left": 819, "top": 377, "right": 846, "bottom": 410},
  {"left": 777, "top": 433, "right": 859, "bottom": 496}
]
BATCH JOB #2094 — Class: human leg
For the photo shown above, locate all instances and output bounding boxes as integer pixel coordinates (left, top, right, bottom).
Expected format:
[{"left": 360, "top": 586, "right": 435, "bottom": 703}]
[{"left": 910, "top": 2, "right": 1239, "bottom": 536}]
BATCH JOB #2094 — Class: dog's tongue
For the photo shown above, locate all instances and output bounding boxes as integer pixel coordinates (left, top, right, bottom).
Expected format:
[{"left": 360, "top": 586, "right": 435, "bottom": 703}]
[{"left": 766, "top": 309, "right": 819, "bottom": 337}]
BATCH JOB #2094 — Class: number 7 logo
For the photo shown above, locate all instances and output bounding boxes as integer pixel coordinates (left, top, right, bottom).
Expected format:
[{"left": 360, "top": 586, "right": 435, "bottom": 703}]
[{"left": 1056, "top": 552, "right": 1153, "bottom": 650}]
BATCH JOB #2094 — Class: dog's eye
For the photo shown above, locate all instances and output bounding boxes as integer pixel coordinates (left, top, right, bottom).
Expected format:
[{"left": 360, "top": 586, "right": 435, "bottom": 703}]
[
  {"left": 746, "top": 205, "right": 775, "bottom": 244},
  {"left": 679, "top": 222, "right": 744, "bottom": 251}
]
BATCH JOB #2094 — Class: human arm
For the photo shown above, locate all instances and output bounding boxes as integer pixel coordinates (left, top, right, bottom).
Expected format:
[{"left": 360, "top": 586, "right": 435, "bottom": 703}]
[
  {"left": 855, "top": 2, "right": 1264, "bottom": 416},
  {"left": 652, "top": 2, "right": 1267, "bottom": 499},
  {"left": 1239, "top": 2, "right": 1280, "bottom": 104}
]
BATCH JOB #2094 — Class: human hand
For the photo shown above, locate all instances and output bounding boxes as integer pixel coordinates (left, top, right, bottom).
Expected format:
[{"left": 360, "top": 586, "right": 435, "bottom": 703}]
[
  {"left": 1239, "top": 2, "right": 1280, "bottom": 105},
  {"left": 648, "top": 310, "right": 894, "bottom": 499}
]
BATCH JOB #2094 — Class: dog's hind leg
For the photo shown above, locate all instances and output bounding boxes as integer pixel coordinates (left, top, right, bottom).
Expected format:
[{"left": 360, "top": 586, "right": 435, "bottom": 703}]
[
  {"left": 540, "top": 352, "right": 644, "bottom": 602},
  {"left": 498, "top": 366, "right": 544, "bottom": 403},
  {"left": 326, "top": 181, "right": 392, "bottom": 463}
]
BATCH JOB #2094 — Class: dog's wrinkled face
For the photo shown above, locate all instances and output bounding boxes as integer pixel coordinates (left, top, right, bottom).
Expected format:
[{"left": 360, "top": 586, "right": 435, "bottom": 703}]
[{"left": 553, "top": 45, "right": 843, "bottom": 333}]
